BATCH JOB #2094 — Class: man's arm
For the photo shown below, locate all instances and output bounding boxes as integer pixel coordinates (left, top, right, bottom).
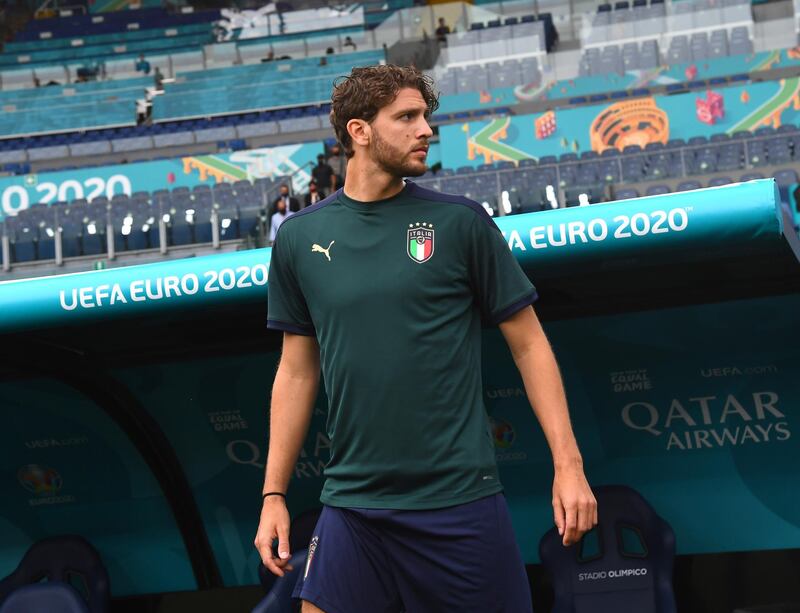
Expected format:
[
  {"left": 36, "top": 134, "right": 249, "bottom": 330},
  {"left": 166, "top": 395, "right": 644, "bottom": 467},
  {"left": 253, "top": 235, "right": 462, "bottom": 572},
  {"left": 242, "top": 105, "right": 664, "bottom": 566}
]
[
  {"left": 498, "top": 305, "right": 598, "bottom": 547},
  {"left": 254, "top": 332, "right": 320, "bottom": 576}
]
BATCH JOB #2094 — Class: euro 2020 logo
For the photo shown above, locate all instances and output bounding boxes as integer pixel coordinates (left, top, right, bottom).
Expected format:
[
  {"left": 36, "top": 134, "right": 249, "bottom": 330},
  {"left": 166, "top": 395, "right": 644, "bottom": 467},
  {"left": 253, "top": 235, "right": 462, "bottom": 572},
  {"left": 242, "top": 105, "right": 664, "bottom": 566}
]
[
  {"left": 18, "top": 464, "right": 63, "bottom": 496},
  {"left": 490, "top": 417, "right": 516, "bottom": 449}
]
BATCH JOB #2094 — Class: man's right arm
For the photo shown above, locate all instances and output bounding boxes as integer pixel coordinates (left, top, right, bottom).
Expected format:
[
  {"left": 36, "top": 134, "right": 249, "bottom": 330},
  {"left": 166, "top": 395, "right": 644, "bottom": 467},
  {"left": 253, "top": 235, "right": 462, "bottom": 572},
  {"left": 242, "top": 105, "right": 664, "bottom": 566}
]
[{"left": 254, "top": 331, "right": 320, "bottom": 577}]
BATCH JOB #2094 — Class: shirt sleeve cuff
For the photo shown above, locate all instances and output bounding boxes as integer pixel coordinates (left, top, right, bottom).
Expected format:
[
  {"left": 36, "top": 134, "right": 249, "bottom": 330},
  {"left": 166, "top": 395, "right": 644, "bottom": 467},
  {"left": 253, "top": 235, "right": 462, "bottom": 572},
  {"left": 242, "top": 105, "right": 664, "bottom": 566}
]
[
  {"left": 267, "top": 319, "right": 316, "bottom": 336},
  {"left": 490, "top": 290, "right": 539, "bottom": 326}
]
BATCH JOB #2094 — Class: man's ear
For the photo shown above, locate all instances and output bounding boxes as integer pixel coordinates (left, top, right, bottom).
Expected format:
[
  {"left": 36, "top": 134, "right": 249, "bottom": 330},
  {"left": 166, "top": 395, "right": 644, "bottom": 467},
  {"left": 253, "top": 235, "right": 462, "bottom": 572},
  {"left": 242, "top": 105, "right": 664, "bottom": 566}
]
[{"left": 347, "top": 119, "right": 370, "bottom": 151}]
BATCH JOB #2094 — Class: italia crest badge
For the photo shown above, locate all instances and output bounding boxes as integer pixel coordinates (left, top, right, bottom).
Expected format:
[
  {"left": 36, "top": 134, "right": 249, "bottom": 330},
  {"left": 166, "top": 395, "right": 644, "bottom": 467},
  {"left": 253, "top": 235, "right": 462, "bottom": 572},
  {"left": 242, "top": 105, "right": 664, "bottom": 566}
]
[{"left": 407, "top": 222, "right": 434, "bottom": 264}]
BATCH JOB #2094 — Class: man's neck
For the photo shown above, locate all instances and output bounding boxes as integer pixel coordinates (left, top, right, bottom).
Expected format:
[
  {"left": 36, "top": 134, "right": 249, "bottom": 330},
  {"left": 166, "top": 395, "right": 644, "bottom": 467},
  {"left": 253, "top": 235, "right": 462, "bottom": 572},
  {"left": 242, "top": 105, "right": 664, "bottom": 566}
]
[{"left": 343, "top": 156, "right": 404, "bottom": 202}]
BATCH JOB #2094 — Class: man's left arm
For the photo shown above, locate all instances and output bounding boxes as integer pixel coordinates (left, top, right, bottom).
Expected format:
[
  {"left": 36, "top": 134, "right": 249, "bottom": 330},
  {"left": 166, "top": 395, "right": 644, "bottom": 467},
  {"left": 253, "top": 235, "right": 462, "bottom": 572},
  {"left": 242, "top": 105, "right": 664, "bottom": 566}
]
[{"left": 499, "top": 305, "right": 598, "bottom": 547}]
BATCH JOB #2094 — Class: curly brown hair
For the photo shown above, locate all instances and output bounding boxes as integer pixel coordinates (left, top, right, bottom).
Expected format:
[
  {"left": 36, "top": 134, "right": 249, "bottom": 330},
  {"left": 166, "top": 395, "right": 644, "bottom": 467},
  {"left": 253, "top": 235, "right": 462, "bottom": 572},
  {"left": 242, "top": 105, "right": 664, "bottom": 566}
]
[{"left": 330, "top": 64, "right": 440, "bottom": 158}]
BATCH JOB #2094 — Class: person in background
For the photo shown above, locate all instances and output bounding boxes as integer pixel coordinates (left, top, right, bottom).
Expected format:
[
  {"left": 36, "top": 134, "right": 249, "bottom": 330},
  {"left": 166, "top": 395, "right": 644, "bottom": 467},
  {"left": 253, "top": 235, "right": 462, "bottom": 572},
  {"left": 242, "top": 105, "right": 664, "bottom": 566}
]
[
  {"left": 343, "top": 36, "right": 357, "bottom": 51},
  {"left": 261, "top": 49, "right": 275, "bottom": 63},
  {"left": 326, "top": 143, "right": 347, "bottom": 191},
  {"left": 269, "top": 196, "right": 292, "bottom": 242},
  {"left": 135, "top": 53, "right": 151, "bottom": 75},
  {"left": 311, "top": 153, "right": 335, "bottom": 194},
  {"left": 435, "top": 17, "right": 451, "bottom": 45},
  {"left": 319, "top": 56, "right": 328, "bottom": 67},
  {"left": 153, "top": 66, "right": 164, "bottom": 91},
  {"left": 304, "top": 179, "right": 325, "bottom": 207},
  {"left": 272, "top": 183, "right": 300, "bottom": 214},
  {"left": 326, "top": 47, "right": 335, "bottom": 55}
]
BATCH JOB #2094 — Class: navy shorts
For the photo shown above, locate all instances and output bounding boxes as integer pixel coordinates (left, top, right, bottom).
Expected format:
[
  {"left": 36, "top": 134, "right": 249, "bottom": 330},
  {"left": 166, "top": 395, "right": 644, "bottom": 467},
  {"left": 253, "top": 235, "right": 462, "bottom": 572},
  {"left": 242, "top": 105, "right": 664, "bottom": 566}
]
[{"left": 291, "top": 493, "right": 532, "bottom": 613}]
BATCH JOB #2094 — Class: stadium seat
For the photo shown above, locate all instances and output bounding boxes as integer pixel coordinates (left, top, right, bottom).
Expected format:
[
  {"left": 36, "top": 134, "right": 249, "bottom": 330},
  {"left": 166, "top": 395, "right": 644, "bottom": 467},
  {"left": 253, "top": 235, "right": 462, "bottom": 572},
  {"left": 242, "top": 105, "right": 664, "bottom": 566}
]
[
  {"left": 0, "top": 535, "right": 109, "bottom": 613},
  {"left": 0, "top": 583, "right": 89, "bottom": 613},
  {"left": 614, "top": 188, "right": 639, "bottom": 200},
  {"left": 252, "top": 550, "right": 308, "bottom": 613},
  {"left": 645, "top": 185, "right": 671, "bottom": 196},
  {"left": 539, "top": 485, "right": 676, "bottom": 613},
  {"left": 774, "top": 169, "right": 799, "bottom": 187},
  {"left": 676, "top": 181, "right": 702, "bottom": 192}
]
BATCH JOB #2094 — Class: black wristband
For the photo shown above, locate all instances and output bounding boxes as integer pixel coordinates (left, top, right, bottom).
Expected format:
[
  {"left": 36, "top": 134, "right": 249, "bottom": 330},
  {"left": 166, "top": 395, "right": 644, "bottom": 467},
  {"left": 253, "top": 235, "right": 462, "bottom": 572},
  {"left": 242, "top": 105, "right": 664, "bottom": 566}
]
[{"left": 262, "top": 491, "right": 286, "bottom": 500}]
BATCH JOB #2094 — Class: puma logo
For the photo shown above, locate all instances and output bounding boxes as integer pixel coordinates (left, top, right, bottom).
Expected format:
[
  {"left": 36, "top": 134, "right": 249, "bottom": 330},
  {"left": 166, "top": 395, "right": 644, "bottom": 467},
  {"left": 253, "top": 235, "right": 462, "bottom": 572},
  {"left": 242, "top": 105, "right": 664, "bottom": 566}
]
[{"left": 311, "top": 240, "right": 335, "bottom": 261}]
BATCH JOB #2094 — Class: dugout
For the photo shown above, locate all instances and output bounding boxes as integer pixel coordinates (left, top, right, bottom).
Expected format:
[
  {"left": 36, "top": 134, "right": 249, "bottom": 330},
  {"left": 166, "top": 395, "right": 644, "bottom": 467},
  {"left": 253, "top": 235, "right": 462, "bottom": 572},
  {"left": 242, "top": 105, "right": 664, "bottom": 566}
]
[{"left": 0, "top": 179, "right": 798, "bottom": 611}]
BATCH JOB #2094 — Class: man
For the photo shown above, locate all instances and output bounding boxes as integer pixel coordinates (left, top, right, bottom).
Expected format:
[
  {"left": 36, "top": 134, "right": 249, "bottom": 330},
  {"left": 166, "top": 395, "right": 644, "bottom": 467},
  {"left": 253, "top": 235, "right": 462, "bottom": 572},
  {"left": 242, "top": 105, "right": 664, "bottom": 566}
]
[
  {"left": 343, "top": 35, "right": 357, "bottom": 51},
  {"left": 153, "top": 66, "right": 164, "bottom": 91},
  {"left": 269, "top": 196, "right": 292, "bottom": 243},
  {"left": 255, "top": 65, "right": 596, "bottom": 613},
  {"left": 304, "top": 180, "right": 325, "bottom": 208},
  {"left": 325, "top": 143, "right": 347, "bottom": 191},
  {"left": 135, "top": 53, "right": 151, "bottom": 75},
  {"left": 435, "top": 16, "right": 451, "bottom": 45},
  {"left": 310, "top": 154, "right": 335, "bottom": 195},
  {"left": 272, "top": 183, "right": 300, "bottom": 214}
]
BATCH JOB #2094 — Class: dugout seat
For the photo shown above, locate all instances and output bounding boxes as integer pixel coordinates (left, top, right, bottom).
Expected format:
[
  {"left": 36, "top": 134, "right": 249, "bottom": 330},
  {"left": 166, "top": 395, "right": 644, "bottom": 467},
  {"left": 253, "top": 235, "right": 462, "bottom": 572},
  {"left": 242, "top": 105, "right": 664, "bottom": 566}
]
[
  {"left": 539, "top": 485, "right": 676, "bottom": 613},
  {"left": 252, "top": 550, "right": 308, "bottom": 613},
  {"left": 0, "top": 535, "right": 110, "bottom": 613},
  {"left": 0, "top": 583, "right": 89, "bottom": 613}
]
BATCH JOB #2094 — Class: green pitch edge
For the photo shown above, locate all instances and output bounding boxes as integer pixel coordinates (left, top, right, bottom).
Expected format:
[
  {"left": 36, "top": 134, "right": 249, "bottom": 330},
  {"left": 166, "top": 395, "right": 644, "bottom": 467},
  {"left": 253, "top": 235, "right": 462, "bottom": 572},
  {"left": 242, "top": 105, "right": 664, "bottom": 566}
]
[
  {"left": 750, "top": 50, "right": 781, "bottom": 73},
  {"left": 727, "top": 76, "right": 800, "bottom": 134},
  {"left": 192, "top": 156, "right": 250, "bottom": 181},
  {"left": 471, "top": 117, "right": 532, "bottom": 163},
  {"left": 631, "top": 66, "right": 665, "bottom": 89},
  {"left": 94, "top": 0, "right": 131, "bottom": 13}
]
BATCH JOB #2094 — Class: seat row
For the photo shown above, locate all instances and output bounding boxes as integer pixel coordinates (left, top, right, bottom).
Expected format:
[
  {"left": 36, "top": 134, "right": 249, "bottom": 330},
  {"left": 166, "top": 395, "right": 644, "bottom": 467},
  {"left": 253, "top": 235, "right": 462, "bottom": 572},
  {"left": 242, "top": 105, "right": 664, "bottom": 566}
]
[{"left": 1, "top": 177, "right": 292, "bottom": 264}]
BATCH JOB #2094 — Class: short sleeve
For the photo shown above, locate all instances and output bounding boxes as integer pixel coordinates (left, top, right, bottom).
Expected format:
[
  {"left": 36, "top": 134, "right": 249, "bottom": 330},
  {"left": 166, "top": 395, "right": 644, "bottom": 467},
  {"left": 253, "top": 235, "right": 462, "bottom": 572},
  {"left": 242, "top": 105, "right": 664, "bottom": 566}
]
[
  {"left": 468, "top": 212, "right": 538, "bottom": 325},
  {"left": 267, "top": 230, "right": 315, "bottom": 336}
]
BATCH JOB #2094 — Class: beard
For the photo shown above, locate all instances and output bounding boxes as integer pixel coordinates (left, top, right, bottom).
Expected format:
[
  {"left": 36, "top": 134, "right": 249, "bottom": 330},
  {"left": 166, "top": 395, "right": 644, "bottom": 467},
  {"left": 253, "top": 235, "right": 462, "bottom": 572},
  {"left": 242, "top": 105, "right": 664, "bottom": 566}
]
[{"left": 371, "top": 128, "right": 427, "bottom": 178}]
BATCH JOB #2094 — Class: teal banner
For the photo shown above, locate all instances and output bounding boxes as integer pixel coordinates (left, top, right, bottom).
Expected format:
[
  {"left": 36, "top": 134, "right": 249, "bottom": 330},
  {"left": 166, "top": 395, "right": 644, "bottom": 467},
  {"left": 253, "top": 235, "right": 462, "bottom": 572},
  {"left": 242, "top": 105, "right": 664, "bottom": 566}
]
[
  {"left": 440, "top": 79, "right": 800, "bottom": 167},
  {"left": 437, "top": 46, "right": 800, "bottom": 115},
  {"left": 0, "top": 377, "right": 195, "bottom": 596},
  {"left": 483, "top": 291, "right": 800, "bottom": 561},
  {"left": 0, "top": 247, "right": 270, "bottom": 332},
  {"left": 0, "top": 142, "right": 323, "bottom": 221},
  {"left": 0, "top": 180, "right": 790, "bottom": 335}
]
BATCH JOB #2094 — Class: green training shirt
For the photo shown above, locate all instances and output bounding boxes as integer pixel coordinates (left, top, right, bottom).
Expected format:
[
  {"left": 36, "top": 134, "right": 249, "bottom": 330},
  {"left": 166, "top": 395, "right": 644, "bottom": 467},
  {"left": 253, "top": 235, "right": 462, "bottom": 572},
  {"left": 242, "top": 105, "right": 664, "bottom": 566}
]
[{"left": 267, "top": 180, "right": 538, "bottom": 510}]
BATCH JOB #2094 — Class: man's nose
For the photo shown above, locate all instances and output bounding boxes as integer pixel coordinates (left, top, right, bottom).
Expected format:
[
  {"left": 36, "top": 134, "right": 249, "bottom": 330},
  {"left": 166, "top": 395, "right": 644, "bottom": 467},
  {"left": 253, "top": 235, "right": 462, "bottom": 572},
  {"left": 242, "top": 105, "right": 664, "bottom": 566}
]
[{"left": 417, "top": 119, "right": 433, "bottom": 139}]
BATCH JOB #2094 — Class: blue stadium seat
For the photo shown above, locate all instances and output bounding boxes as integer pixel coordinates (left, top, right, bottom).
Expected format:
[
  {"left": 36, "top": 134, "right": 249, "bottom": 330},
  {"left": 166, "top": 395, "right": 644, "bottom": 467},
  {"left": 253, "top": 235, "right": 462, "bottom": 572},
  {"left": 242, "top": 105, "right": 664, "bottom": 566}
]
[
  {"left": 707, "top": 176, "right": 733, "bottom": 187},
  {"left": 0, "top": 583, "right": 89, "bottom": 613},
  {"left": 0, "top": 535, "right": 109, "bottom": 613},
  {"left": 80, "top": 198, "right": 109, "bottom": 256},
  {"left": 676, "top": 181, "right": 702, "bottom": 192},
  {"left": 5, "top": 215, "right": 37, "bottom": 263},
  {"left": 540, "top": 485, "right": 676, "bottom": 613},
  {"left": 645, "top": 184, "right": 671, "bottom": 196},
  {"left": 774, "top": 168, "right": 799, "bottom": 187},
  {"left": 614, "top": 188, "right": 639, "bottom": 200}
]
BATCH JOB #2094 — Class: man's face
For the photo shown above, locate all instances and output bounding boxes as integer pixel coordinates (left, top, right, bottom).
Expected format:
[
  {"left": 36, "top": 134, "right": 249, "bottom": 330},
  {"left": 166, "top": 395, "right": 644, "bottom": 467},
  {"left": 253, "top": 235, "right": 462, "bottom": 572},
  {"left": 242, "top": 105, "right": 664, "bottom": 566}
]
[
  {"left": 367, "top": 87, "right": 433, "bottom": 178},
  {"left": 279, "top": 186, "right": 289, "bottom": 197}
]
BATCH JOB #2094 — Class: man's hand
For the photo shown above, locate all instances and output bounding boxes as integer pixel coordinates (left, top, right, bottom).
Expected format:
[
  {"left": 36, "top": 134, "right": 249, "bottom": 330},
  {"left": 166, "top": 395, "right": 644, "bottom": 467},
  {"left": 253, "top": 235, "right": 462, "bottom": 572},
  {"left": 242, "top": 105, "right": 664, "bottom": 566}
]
[
  {"left": 254, "top": 497, "right": 293, "bottom": 577},
  {"left": 552, "top": 463, "right": 597, "bottom": 547}
]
